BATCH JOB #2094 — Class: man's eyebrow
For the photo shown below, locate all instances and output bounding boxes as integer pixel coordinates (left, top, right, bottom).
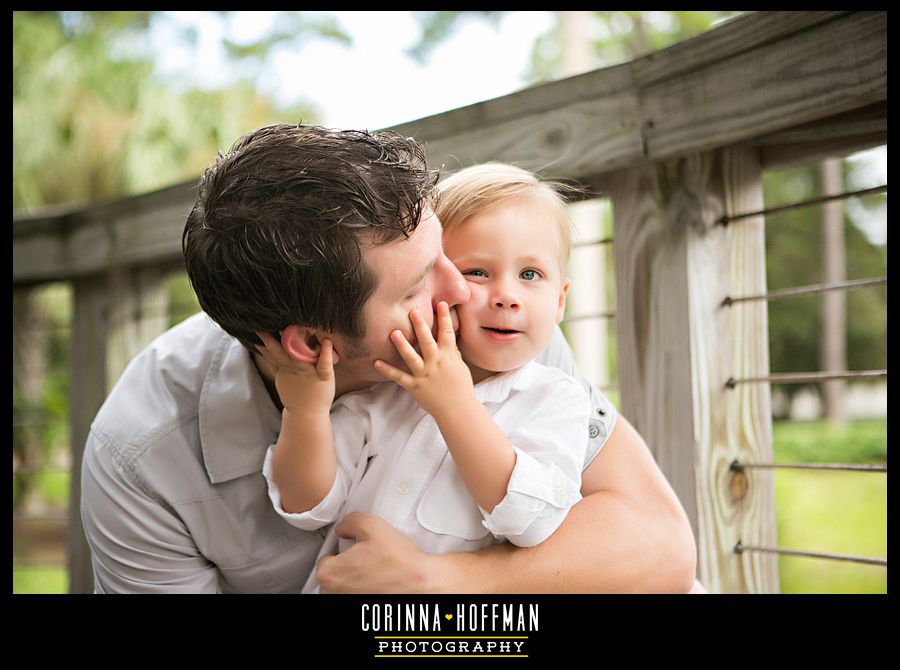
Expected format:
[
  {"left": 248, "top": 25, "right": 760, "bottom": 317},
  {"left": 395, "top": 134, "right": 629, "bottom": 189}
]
[{"left": 403, "top": 257, "right": 436, "bottom": 293}]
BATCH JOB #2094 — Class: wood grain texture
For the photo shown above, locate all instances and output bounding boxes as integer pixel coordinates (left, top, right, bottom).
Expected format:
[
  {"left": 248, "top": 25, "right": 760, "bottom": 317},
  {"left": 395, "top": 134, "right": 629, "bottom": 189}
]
[{"left": 611, "top": 147, "right": 777, "bottom": 593}]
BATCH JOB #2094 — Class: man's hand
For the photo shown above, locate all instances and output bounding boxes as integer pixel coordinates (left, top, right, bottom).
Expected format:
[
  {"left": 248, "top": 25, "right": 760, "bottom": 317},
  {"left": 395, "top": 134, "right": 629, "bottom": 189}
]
[
  {"left": 256, "top": 331, "right": 335, "bottom": 413},
  {"left": 373, "top": 301, "right": 472, "bottom": 418},
  {"left": 316, "top": 513, "right": 436, "bottom": 594}
]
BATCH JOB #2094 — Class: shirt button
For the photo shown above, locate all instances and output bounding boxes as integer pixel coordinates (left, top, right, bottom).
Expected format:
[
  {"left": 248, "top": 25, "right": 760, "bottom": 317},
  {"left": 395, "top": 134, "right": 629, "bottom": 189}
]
[
  {"left": 589, "top": 424, "right": 600, "bottom": 439},
  {"left": 396, "top": 482, "right": 411, "bottom": 495}
]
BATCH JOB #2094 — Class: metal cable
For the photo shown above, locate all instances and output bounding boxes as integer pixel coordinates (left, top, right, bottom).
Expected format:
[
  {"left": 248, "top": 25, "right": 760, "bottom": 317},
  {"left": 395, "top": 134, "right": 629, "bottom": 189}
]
[
  {"left": 726, "top": 370, "right": 887, "bottom": 388},
  {"left": 722, "top": 277, "right": 887, "bottom": 307},
  {"left": 734, "top": 541, "right": 887, "bottom": 567},
  {"left": 719, "top": 185, "right": 887, "bottom": 225}
]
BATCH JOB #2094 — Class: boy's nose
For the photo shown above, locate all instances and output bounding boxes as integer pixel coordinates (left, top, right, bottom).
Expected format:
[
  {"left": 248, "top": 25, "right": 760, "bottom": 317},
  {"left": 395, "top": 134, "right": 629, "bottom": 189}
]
[
  {"left": 491, "top": 281, "right": 521, "bottom": 310},
  {"left": 493, "top": 296, "right": 521, "bottom": 309}
]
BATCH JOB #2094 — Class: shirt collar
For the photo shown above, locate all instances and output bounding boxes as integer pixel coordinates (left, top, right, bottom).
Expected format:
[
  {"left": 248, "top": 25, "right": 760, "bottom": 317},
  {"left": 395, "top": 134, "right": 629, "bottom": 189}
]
[
  {"left": 198, "top": 332, "right": 283, "bottom": 484},
  {"left": 472, "top": 362, "right": 536, "bottom": 404}
]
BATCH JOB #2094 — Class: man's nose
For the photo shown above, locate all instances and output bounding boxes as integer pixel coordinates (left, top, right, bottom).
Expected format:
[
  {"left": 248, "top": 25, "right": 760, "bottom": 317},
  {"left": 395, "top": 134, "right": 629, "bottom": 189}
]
[{"left": 436, "top": 256, "right": 471, "bottom": 307}]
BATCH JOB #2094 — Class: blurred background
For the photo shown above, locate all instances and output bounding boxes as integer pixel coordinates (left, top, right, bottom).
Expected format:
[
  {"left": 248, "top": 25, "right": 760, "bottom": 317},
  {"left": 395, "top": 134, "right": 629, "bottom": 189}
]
[{"left": 13, "top": 11, "right": 886, "bottom": 594}]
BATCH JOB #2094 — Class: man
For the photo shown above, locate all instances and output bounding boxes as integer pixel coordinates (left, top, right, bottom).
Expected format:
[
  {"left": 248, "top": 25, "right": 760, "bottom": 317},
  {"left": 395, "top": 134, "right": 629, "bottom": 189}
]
[{"left": 80, "top": 123, "right": 698, "bottom": 593}]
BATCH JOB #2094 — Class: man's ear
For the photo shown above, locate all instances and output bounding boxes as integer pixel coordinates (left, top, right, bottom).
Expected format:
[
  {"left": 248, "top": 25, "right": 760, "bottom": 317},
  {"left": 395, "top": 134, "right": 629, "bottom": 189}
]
[
  {"left": 281, "top": 325, "right": 341, "bottom": 365},
  {"left": 556, "top": 278, "right": 571, "bottom": 323}
]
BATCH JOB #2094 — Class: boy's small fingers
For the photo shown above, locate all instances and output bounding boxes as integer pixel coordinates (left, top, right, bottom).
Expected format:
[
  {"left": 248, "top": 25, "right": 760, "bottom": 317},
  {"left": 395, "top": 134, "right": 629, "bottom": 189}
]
[
  {"left": 390, "top": 330, "right": 425, "bottom": 374},
  {"left": 436, "top": 302, "right": 456, "bottom": 347},
  {"left": 318, "top": 339, "right": 335, "bottom": 375},
  {"left": 410, "top": 309, "right": 438, "bottom": 357},
  {"left": 373, "top": 360, "right": 414, "bottom": 389}
]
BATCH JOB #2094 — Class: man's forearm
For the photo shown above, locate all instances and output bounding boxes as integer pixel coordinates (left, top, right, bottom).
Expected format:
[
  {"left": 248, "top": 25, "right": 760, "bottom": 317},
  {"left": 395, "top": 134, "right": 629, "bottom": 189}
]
[{"left": 426, "top": 489, "right": 696, "bottom": 593}]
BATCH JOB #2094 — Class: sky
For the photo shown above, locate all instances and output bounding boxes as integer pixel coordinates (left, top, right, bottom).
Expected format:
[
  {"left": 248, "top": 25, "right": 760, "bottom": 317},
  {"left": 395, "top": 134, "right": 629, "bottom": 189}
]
[
  {"left": 150, "top": 11, "right": 885, "bottom": 245},
  {"left": 152, "top": 11, "right": 555, "bottom": 131}
]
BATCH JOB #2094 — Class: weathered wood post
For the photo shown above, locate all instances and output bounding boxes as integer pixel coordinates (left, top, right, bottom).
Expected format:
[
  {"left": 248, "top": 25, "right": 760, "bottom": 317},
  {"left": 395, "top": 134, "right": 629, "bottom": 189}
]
[
  {"left": 68, "top": 265, "right": 169, "bottom": 594},
  {"left": 611, "top": 146, "right": 778, "bottom": 593}
]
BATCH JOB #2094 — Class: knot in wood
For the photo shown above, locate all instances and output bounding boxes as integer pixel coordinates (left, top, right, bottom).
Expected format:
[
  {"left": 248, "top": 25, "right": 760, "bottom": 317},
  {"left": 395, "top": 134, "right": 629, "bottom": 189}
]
[
  {"left": 729, "top": 467, "right": 750, "bottom": 501},
  {"left": 544, "top": 127, "right": 568, "bottom": 148}
]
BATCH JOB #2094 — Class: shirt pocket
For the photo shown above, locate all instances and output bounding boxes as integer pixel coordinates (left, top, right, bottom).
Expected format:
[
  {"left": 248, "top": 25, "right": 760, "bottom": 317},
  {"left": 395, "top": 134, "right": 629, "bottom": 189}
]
[{"left": 416, "top": 452, "right": 490, "bottom": 541}]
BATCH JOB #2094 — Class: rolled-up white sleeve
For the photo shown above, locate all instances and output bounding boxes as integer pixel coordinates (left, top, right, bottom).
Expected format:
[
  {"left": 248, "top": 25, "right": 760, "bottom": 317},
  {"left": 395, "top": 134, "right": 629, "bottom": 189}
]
[
  {"left": 261, "top": 397, "right": 372, "bottom": 530},
  {"left": 261, "top": 445, "right": 346, "bottom": 530},
  {"left": 478, "top": 372, "right": 591, "bottom": 547}
]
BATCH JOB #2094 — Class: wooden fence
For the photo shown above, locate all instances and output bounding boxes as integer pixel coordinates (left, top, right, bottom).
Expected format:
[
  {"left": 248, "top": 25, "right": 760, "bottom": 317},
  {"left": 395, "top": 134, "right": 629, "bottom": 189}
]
[{"left": 13, "top": 11, "right": 887, "bottom": 593}]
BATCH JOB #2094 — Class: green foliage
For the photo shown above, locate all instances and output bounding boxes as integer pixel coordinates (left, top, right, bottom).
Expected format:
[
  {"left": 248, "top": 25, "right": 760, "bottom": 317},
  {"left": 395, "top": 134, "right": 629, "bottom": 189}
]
[
  {"left": 166, "top": 271, "right": 202, "bottom": 328},
  {"left": 529, "top": 11, "right": 741, "bottom": 83},
  {"left": 772, "top": 418, "right": 886, "bottom": 465},
  {"left": 13, "top": 11, "right": 328, "bottom": 211},
  {"left": 222, "top": 11, "right": 350, "bottom": 62},
  {"left": 764, "top": 166, "right": 887, "bottom": 392},
  {"left": 407, "top": 11, "right": 502, "bottom": 64},
  {"left": 10, "top": 9, "right": 336, "bottom": 525}
]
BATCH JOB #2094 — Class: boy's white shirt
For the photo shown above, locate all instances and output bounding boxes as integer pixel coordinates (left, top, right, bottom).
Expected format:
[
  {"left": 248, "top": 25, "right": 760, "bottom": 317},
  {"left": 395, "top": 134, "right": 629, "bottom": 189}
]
[{"left": 262, "top": 328, "right": 618, "bottom": 592}]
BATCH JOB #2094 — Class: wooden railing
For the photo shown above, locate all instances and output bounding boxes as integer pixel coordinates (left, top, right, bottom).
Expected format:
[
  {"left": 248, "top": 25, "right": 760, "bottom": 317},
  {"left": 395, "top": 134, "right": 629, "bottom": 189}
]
[{"left": 13, "top": 11, "right": 887, "bottom": 593}]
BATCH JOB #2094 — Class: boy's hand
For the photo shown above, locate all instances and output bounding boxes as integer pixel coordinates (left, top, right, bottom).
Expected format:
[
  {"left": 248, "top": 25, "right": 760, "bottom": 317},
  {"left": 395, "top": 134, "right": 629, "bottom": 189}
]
[
  {"left": 256, "top": 331, "right": 335, "bottom": 414},
  {"left": 374, "top": 302, "right": 473, "bottom": 418}
]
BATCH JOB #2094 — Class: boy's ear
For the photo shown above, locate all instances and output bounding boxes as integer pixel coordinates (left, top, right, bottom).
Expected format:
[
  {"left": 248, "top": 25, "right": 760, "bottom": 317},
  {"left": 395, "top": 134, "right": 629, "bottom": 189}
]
[
  {"left": 556, "top": 279, "right": 571, "bottom": 323},
  {"left": 281, "top": 325, "right": 341, "bottom": 365}
]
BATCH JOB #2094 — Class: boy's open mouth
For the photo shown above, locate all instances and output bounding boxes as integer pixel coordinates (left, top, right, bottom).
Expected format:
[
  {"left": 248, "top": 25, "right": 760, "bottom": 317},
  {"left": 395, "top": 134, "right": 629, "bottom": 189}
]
[{"left": 483, "top": 327, "right": 520, "bottom": 334}]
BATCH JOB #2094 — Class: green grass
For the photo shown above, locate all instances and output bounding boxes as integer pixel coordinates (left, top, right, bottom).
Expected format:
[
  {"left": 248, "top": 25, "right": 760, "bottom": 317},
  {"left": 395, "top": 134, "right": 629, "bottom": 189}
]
[
  {"left": 13, "top": 567, "right": 68, "bottom": 594},
  {"left": 772, "top": 418, "right": 887, "bottom": 594},
  {"left": 774, "top": 469, "right": 886, "bottom": 593}
]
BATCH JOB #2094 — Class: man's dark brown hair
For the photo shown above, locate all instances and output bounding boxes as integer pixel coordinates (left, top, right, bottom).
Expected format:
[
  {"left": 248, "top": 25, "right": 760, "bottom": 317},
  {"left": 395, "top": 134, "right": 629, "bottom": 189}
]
[{"left": 182, "top": 124, "right": 439, "bottom": 349}]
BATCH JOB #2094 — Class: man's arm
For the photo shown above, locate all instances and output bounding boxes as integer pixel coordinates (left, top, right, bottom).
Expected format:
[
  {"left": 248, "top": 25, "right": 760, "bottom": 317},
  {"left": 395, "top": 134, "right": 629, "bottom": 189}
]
[
  {"left": 431, "top": 414, "right": 696, "bottom": 593},
  {"left": 317, "top": 414, "right": 697, "bottom": 593},
  {"left": 81, "top": 430, "right": 219, "bottom": 593}
]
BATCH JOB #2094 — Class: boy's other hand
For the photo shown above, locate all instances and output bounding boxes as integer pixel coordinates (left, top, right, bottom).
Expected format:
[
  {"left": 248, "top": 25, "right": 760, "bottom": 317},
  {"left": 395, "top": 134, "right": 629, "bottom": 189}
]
[
  {"left": 373, "top": 302, "right": 472, "bottom": 417},
  {"left": 256, "top": 331, "right": 335, "bottom": 413}
]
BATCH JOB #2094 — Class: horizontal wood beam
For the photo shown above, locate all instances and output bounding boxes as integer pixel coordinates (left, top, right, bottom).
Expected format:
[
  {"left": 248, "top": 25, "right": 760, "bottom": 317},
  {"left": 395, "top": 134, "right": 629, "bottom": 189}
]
[
  {"left": 14, "top": 182, "right": 194, "bottom": 285},
  {"left": 13, "top": 11, "right": 886, "bottom": 285},
  {"left": 390, "top": 11, "right": 884, "bottom": 181}
]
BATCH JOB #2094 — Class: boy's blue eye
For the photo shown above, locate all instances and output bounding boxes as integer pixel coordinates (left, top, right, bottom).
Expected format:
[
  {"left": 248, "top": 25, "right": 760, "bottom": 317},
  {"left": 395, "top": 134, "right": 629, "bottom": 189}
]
[
  {"left": 463, "top": 269, "right": 487, "bottom": 278},
  {"left": 520, "top": 269, "right": 540, "bottom": 280}
]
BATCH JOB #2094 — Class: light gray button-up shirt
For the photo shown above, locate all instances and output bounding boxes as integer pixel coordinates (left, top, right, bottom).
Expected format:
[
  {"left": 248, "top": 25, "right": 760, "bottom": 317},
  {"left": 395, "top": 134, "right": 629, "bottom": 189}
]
[{"left": 80, "top": 312, "right": 617, "bottom": 593}]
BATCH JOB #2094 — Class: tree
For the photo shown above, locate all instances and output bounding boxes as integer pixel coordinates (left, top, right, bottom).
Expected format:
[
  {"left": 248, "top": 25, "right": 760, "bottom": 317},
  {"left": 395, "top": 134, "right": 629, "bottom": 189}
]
[
  {"left": 408, "top": 11, "right": 741, "bottom": 84},
  {"left": 763, "top": 163, "right": 887, "bottom": 415},
  {"left": 11, "top": 10, "right": 348, "bottom": 512},
  {"left": 13, "top": 11, "right": 347, "bottom": 211}
]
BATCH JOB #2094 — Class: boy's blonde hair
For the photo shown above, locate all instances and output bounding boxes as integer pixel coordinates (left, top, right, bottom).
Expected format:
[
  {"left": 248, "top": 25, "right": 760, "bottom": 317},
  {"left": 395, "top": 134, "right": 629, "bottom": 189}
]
[{"left": 435, "top": 163, "right": 575, "bottom": 273}]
